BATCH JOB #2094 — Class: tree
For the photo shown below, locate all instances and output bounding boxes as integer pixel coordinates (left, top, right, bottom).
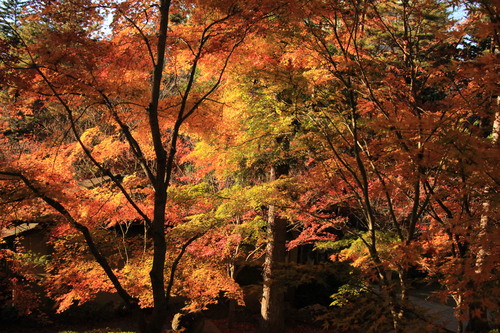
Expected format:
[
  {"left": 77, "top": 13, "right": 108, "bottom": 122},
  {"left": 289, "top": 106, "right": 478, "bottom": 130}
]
[
  {"left": 0, "top": 0, "right": 29, "bottom": 41},
  {"left": 279, "top": 0, "right": 497, "bottom": 331},
  {"left": 417, "top": 1, "right": 500, "bottom": 331},
  {"left": 187, "top": 27, "right": 309, "bottom": 329},
  {"left": 1, "top": 0, "right": 498, "bottom": 332},
  {"left": 0, "top": 0, "right": 260, "bottom": 332}
]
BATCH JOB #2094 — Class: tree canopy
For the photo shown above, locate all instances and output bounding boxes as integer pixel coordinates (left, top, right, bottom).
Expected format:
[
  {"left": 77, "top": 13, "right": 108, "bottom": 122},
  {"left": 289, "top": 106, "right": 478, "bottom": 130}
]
[{"left": 0, "top": 0, "right": 498, "bottom": 333}]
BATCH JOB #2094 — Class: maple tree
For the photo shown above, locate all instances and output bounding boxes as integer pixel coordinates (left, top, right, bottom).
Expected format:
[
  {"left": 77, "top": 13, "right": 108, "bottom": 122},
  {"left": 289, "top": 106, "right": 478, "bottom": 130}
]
[
  {"left": 256, "top": 1, "right": 452, "bottom": 331},
  {"left": 0, "top": 0, "right": 269, "bottom": 332},
  {"left": 0, "top": 0, "right": 498, "bottom": 332},
  {"left": 181, "top": 13, "right": 309, "bottom": 329},
  {"left": 240, "top": 0, "right": 499, "bottom": 331},
  {"left": 284, "top": 2, "right": 496, "bottom": 331},
  {"left": 416, "top": 1, "right": 500, "bottom": 331}
]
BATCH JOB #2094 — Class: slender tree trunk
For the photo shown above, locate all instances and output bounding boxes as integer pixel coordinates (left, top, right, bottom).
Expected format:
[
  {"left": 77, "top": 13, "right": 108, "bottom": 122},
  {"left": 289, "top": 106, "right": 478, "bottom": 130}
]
[
  {"left": 398, "top": 268, "right": 408, "bottom": 315},
  {"left": 476, "top": 98, "right": 500, "bottom": 269},
  {"left": 467, "top": 97, "right": 499, "bottom": 333},
  {"left": 453, "top": 293, "right": 465, "bottom": 333},
  {"left": 227, "top": 241, "right": 239, "bottom": 329},
  {"left": 381, "top": 270, "right": 402, "bottom": 333},
  {"left": 260, "top": 165, "right": 287, "bottom": 333}
]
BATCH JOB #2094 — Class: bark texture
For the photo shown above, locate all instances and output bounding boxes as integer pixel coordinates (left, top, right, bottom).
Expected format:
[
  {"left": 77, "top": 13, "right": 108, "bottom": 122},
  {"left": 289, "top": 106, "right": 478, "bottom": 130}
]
[{"left": 260, "top": 166, "right": 287, "bottom": 333}]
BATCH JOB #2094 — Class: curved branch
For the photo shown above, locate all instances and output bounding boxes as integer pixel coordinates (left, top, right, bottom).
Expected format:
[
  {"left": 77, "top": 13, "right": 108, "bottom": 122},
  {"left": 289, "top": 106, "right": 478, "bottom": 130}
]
[
  {"left": 99, "top": 92, "right": 156, "bottom": 186},
  {"left": 114, "top": 6, "right": 157, "bottom": 67},
  {"left": 13, "top": 33, "right": 152, "bottom": 228},
  {"left": 0, "top": 171, "right": 140, "bottom": 312},
  {"left": 165, "top": 234, "right": 200, "bottom": 305},
  {"left": 34, "top": 65, "right": 152, "bottom": 227}
]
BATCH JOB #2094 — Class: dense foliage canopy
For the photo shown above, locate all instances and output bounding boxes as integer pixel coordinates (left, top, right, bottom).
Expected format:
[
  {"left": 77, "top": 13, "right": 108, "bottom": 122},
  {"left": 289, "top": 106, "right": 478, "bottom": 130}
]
[{"left": 0, "top": 0, "right": 498, "bottom": 332}]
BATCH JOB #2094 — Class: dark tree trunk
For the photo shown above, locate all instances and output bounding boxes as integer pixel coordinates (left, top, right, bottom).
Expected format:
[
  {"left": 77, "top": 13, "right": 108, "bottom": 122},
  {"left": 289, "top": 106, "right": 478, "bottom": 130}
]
[{"left": 145, "top": 1, "right": 172, "bottom": 332}]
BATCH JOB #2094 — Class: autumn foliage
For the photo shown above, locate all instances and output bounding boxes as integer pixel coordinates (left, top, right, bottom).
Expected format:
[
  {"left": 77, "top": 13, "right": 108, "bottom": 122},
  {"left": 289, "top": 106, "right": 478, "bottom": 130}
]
[{"left": 0, "top": 0, "right": 499, "bottom": 333}]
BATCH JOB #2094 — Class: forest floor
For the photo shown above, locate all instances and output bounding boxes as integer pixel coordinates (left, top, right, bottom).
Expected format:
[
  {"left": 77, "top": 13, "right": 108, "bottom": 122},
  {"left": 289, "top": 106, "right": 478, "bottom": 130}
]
[
  {"left": 0, "top": 287, "right": 459, "bottom": 333},
  {"left": 409, "top": 288, "right": 460, "bottom": 332},
  {"left": 0, "top": 317, "right": 330, "bottom": 333}
]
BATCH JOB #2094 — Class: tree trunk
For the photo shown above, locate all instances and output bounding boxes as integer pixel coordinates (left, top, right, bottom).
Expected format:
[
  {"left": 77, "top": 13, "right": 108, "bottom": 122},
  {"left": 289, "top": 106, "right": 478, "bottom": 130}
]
[
  {"left": 145, "top": 0, "right": 171, "bottom": 331},
  {"left": 260, "top": 165, "right": 287, "bottom": 333},
  {"left": 467, "top": 97, "right": 499, "bottom": 333}
]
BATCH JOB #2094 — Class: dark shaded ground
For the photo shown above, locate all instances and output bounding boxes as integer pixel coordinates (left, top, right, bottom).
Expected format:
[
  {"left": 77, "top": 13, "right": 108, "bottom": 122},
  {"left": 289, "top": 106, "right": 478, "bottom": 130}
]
[
  {"left": 0, "top": 315, "right": 138, "bottom": 333},
  {"left": 0, "top": 313, "right": 332, "bottom": 333},
  {"left": 0, "top": 321, "right": 330, "bottom": 333},
  {"left": 0, "top": 285, "right": 461, "bottom": 333}
]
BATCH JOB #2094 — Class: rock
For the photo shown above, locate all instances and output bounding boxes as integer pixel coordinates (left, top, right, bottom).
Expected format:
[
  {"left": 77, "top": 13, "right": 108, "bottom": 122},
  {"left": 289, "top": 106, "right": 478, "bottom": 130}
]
[{"left": 171, "top": 311, "right": 221, "bottom": 333}]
